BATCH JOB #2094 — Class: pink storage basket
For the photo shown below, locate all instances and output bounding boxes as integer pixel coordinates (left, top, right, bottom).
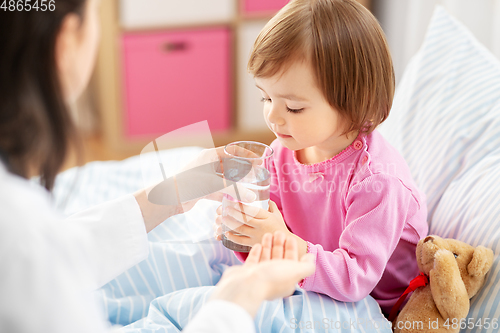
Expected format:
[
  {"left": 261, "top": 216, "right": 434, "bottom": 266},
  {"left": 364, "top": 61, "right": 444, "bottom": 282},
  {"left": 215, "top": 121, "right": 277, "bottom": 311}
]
[{"left": 122, "top": 28, "right": 231, "bottom": 138}]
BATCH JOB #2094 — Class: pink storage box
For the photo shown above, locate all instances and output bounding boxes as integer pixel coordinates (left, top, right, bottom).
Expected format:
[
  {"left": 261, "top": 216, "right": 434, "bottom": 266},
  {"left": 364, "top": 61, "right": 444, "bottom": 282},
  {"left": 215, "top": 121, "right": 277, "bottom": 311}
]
[
  {"left": 242, "top": 0, "right": 289, "bottom": 14},
  {"left": 121, "top": 28, "right": 231, "bottom": 138}
]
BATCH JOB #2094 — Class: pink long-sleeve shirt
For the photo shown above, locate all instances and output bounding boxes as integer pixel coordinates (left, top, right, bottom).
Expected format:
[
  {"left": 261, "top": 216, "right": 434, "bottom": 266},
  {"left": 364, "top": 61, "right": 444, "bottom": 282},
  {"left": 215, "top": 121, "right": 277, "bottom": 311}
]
[{"left": 235, "top": 130, "right": 428, "bottom": 314}]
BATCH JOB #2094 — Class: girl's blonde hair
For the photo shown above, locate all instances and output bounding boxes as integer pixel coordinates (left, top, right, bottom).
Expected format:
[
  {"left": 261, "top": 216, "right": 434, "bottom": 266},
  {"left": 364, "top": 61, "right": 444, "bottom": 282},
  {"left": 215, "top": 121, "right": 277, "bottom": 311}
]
[{"left": 248, "top": 0, "right": 395, "bottom": 134}]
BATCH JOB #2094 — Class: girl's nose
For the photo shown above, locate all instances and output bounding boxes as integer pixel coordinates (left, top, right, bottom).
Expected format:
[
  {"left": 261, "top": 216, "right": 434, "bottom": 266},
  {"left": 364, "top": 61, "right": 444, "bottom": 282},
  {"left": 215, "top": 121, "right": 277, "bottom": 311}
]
[{"left": 267, "top": 104, "right": 285, "bottom": 126}]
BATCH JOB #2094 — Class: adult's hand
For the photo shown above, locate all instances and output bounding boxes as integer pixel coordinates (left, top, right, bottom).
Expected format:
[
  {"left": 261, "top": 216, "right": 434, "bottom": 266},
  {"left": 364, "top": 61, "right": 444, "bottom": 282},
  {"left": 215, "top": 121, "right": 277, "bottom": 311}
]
[
  {"left": 135, "top": 146, "right": 258, "bottom": 233},
  {"left": 209, "top": 231, "right": 315, "bottom": 317},
  {"left": 165, "top": 146, "right": 259, "bottom": 211}
]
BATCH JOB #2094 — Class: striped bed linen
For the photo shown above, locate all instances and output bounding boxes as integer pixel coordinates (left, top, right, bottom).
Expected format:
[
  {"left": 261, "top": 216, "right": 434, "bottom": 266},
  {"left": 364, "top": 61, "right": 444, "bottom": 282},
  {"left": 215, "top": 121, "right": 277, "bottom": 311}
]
[
  {"left": 379, "top": 6, "right": 500, "bottom": 333},
  {"left": 53, "top": 147, "right": 390, "bottom": 332}
]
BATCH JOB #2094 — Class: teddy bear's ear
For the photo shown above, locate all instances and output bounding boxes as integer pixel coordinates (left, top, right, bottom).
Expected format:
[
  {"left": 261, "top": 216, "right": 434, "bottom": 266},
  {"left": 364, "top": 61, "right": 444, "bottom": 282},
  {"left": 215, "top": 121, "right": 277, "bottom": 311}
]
[{"left": 467, "top": 246, "right": 494, "bottom": 277}]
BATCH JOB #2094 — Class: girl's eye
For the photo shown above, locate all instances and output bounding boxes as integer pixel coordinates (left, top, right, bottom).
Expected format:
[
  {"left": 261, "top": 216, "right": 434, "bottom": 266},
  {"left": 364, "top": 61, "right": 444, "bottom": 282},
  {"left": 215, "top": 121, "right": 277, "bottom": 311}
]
[
  {"left": 259, "top": 97, "right": 303, "bottom": 113},
  {"left": 287, "top": 107, "right": 304, "bottom": 114}
]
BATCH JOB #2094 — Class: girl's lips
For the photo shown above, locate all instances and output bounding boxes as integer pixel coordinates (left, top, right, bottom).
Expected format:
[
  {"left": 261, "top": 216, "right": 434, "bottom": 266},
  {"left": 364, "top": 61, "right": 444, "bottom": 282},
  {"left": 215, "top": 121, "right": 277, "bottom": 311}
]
[{"left": 276, "top": 132, "right": 292, "bottom": 139}]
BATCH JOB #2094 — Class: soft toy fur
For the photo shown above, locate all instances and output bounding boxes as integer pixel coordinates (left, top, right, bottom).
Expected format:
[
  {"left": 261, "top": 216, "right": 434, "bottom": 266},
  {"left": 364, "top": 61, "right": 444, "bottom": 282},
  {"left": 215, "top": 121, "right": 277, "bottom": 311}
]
[{"left": 393, "top": 235, "right": 494, "bottom": 333}]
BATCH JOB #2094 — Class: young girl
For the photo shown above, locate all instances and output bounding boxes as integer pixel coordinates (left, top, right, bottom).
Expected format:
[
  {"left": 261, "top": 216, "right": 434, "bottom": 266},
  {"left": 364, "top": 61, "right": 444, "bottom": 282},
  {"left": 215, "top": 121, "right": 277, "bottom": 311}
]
[
  {"left": 0, "top": 1, "right": 314, "bottom": 332},
  {"left": 216, "top": 0, "right": 428, "bottom": 315}
]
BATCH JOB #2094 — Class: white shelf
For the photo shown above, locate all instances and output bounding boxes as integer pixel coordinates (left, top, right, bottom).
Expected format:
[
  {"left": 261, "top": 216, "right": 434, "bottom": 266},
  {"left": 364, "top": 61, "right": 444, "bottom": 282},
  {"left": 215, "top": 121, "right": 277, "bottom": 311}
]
[{"left": 120, "top": 0, "right": 236, "bottom": 29}]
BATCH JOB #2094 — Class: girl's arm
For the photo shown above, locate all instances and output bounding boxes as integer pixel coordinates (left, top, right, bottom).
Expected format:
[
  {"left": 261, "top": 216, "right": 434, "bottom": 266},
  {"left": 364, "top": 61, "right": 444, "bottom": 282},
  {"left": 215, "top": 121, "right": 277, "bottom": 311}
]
[{"left": 300, "top": 174, "right": 426, "bottom": 302}]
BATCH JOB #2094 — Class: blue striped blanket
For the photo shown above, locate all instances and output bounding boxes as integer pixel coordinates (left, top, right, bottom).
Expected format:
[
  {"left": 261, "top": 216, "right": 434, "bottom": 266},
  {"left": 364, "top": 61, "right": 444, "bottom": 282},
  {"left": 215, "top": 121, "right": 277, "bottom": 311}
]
[{"left": 53, "top": 147, "right": 390, "bottom": 333}]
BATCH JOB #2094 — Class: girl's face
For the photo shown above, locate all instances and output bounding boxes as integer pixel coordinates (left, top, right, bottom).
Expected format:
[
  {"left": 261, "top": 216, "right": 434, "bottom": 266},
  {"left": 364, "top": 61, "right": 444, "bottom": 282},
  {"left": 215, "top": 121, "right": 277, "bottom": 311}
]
[
  {"left": 255, "top": 60, "right": 353, "bottom": 163},
  {"left": 57, "top": 0, "right": 100, "bottom": 103}
]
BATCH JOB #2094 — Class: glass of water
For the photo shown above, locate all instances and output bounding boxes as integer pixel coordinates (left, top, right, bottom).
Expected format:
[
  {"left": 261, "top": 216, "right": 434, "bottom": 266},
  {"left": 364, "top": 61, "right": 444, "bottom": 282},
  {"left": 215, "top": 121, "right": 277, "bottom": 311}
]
[{"left": 221, "top": 141, "right": 274, "bottom": 252}]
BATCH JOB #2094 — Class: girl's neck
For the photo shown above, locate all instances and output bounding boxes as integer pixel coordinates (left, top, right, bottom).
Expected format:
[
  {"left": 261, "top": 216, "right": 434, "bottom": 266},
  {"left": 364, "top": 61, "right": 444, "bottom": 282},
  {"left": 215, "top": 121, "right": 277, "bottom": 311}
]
[{"left": 297, "top": 130, "right": 360, "bottom": 165}]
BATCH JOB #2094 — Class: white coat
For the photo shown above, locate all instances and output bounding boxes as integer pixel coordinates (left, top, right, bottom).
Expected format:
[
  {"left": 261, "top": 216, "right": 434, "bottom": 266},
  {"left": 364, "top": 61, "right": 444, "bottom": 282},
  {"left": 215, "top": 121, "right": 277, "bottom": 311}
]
[{"left": 0, "top": 163, "right": 254, "bottom": 333}]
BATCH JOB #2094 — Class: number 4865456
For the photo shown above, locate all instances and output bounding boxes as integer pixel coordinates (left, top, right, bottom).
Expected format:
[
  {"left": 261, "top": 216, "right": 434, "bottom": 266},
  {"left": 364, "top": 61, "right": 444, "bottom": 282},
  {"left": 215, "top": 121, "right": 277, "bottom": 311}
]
[{"left": 1, "top": 0, "right": 56, "bottom": 11}]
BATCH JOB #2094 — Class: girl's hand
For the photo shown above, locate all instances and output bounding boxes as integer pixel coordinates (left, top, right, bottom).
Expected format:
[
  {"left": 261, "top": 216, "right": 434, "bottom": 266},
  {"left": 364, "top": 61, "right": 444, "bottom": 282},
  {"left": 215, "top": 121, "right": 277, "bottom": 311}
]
[
  {"left": 214, "top": 200, "right": 308, "bottom": 258},
  {"left": 215, "top": 200, "right": 288, "bottom": 245}
]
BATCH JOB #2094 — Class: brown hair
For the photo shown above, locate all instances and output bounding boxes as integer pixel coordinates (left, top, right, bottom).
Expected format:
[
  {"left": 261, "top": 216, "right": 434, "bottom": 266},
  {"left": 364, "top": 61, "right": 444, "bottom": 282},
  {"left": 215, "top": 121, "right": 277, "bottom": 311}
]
[
  {"left": 248, "top": 0, "right": 395, "bottom": 134},
  {"left": 0, "top": 1, "right": 86, "bottom": 190}
]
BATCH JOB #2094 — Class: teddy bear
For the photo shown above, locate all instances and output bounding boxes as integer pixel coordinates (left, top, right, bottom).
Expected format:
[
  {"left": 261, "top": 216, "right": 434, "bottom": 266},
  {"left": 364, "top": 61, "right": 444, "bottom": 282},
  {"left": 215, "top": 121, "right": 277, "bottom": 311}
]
[{"left": 392, "top": 235, "right": 494, "bottom": 333}]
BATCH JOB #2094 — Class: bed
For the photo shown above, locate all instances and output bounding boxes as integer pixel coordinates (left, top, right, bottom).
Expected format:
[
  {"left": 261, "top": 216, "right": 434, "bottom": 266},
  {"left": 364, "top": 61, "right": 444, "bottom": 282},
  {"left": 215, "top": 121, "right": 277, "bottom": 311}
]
[{"left": 53, "top": 7, "right": 500, "bottom": 333}]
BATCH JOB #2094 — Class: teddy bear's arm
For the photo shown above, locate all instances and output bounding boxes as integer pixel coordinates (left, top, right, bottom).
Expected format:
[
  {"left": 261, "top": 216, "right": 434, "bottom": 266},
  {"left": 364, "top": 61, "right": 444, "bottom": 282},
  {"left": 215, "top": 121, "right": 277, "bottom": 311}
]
[{"left": 429, "top": 249, "right": 470, "bottom": 320}]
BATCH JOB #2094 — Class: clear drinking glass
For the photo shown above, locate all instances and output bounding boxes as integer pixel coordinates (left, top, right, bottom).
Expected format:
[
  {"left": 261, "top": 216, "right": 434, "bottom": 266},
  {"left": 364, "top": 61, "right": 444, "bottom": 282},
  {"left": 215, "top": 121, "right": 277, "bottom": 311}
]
[{"left": 221, "top": 141, "right": 274, "bottom": 252}]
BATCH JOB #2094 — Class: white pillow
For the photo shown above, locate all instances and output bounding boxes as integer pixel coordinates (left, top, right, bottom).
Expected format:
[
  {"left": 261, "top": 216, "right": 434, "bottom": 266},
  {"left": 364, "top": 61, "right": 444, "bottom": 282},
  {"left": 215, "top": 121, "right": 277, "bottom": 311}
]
[{"left": 379, "top": 6, "right": 500, "bottom": 332}]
